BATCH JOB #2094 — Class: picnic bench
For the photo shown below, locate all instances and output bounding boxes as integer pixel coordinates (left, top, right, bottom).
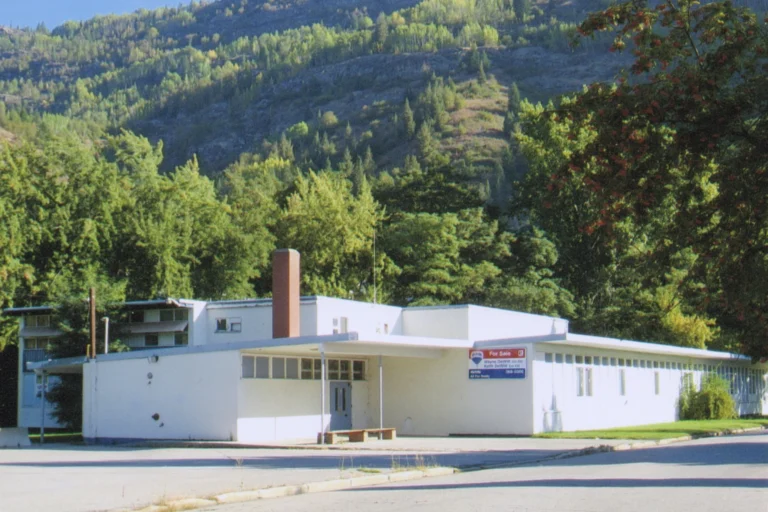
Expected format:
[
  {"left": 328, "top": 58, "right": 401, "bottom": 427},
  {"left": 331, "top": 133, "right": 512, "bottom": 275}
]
[{"left": 317, "top": 427, "right": 397, "bottom": 445}]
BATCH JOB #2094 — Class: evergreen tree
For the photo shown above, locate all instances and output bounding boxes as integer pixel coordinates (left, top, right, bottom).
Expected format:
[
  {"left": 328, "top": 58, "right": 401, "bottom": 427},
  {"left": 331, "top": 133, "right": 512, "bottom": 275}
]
[{"left": 403, "top": 99, "right": 416, "bottom": 139}]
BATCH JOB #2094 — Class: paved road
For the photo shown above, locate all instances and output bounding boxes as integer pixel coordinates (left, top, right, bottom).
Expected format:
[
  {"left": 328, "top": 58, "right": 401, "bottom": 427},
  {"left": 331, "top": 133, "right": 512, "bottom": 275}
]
[
  {"left": 0, "top": 437, "right": 622, "bottom": 512},
  {"left": 205, "top": 432, "right": 768, "bottom": 512}
]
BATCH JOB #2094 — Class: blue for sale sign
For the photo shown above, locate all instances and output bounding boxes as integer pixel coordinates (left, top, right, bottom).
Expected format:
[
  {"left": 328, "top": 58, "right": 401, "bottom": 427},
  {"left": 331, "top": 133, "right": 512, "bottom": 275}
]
[{"left": 468, "top": 348, "right": 527, "bottom": 379}]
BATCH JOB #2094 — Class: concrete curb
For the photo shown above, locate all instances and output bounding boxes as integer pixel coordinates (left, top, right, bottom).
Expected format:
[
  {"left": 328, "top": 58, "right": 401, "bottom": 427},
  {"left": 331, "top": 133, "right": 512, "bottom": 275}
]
[{"left": 132, "top": 467, "right": 457, "bottom": 512}]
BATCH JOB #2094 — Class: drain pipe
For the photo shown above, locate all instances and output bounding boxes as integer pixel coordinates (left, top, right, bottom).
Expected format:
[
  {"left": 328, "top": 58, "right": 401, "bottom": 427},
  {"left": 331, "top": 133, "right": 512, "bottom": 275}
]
[
  {"left": 102, "top": 317, "right": 110, "bottom": 354},
  {"left": 320, "top": 346, "right": 326, "bottom": 445},
  {"left": 40, "top": 370, "right": 47, "bottom": 445}
]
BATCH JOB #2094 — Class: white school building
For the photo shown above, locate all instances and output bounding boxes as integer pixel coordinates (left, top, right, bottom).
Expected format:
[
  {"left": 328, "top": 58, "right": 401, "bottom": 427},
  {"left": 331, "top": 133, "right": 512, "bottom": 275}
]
[{"left": 6, "top": 250, "right": 768, "bottom": 443}]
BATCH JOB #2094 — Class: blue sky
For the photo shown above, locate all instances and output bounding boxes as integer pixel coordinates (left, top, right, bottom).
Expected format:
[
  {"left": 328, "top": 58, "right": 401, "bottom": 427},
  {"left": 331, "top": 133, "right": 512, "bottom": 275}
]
[{"left": 1, "top": 1, "right": 180, "bottom": 29}]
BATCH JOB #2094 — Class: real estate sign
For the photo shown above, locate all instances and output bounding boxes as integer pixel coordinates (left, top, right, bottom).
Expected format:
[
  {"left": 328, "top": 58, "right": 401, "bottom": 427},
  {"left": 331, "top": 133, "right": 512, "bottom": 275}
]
[{"left": 468, "top": 348, "right": 526, "bottom": 379}]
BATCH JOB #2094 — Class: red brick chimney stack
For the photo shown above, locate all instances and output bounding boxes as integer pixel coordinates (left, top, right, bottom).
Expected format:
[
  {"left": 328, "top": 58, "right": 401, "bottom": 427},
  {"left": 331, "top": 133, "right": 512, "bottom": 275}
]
[{"left": 272, "top": 249, "right": 300, "bottom": 338}]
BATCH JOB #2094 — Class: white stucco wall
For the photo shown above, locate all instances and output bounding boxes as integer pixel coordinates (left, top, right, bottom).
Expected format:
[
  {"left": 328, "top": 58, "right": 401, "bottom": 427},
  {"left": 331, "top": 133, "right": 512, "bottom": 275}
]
[
  {"left": 236, "top": 378, "right": 371, "bottom": 442},
  {"left": 382, "top": 346, "right": 534, "bottom": 435},
  {"left": 181, "top": 300, "right": 208, "bottom": 346},
  {"left": 206, "top": 302, "right": 318, "bottom": 343},
  {"left": 82, "top": 350, "right": 239, "bottom": 441},
  {"left": 236, "top": 352, "right": 373, "bottom": 443},
  {"left": 315, "top": 298, "right": 403, "bottom": 337},
  {"left": 402, "top": 307, "right": 470, "bottom": 339},
  {"left": 468, "top": 306, "right": 568, "bottom": 340},
  {"left": 532, "top": 346, "right": 767, "bottom": 433}
]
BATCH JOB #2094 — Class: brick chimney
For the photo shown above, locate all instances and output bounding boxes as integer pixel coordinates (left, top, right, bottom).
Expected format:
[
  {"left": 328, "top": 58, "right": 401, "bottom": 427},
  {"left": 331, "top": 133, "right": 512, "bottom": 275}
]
[{"left": 272, "top": 249, "right": 300, "bottom": 338}]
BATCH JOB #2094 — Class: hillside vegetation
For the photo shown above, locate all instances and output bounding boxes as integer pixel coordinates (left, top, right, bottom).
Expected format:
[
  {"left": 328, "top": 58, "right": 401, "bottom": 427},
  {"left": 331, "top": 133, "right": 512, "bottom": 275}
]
[{"left": 0, "top": 0, "right": 766, "bottom": 359}]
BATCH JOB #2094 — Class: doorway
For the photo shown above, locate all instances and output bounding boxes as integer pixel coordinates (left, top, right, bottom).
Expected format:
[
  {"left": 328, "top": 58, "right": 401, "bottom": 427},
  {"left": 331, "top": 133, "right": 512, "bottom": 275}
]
[{"left": 330, "top": 381, "right": 352, "bottom": 430}]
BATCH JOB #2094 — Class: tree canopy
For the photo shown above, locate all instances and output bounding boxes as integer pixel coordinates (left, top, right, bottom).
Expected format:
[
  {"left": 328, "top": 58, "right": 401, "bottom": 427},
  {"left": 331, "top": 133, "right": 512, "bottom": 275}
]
[{"left": 516, "top": 0, "right": 767, "bottom": 358}]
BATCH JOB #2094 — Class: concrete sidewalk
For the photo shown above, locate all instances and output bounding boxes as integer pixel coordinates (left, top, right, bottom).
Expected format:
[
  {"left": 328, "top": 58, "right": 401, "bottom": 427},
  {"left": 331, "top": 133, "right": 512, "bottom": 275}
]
[{"left": 0, "top": 437, "right": 627, "bottom": 512}]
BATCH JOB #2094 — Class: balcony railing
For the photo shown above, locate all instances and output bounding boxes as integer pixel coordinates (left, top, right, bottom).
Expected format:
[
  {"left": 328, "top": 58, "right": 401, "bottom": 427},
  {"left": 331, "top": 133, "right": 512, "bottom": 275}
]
[{"left": 23, "top": 349, "right": 50, "bottom": 371}]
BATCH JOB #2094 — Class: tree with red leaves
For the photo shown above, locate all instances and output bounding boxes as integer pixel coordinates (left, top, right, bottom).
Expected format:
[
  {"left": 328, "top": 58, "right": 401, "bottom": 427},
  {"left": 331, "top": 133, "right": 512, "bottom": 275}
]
[{"left": 519, "top": 0, "right": 767, "bottom": 358}]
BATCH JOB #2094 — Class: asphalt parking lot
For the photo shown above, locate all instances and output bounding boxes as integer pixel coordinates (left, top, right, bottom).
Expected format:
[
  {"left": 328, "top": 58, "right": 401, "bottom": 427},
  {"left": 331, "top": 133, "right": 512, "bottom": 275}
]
[{"left": 0, "top": 437, "right": 626, "bottom": 511}]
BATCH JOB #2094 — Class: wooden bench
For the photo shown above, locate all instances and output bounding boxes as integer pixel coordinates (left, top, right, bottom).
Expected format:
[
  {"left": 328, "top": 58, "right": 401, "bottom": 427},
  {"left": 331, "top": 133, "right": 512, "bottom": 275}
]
[{"left": 317, "top": 428, "right": 397, "bottom": 445}]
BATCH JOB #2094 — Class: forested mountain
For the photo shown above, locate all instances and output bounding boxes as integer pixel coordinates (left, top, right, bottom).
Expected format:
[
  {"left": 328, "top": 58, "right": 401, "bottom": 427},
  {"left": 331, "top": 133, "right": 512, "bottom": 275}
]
[{"left": 1, "top": 0, "right": 766, "bottom": 359}]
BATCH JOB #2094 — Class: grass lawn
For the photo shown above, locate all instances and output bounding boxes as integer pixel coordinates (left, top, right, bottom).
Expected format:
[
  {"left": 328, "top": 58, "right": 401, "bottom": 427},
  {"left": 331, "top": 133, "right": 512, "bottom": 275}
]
[
  {"left": 533, "top": 419, "right": 768, "bottom": 440},
  {"left": 28, "top": 431, "right": 83, "bottom": 444}
]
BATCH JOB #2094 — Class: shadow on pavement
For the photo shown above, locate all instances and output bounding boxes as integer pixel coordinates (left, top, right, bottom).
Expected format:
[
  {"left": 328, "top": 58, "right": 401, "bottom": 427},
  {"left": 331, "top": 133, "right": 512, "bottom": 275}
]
[
  {"left": 353, "top": 477, "right": 768, "bottom": 491},
  {"left": 0, "top": 449, "right": 562, "bottom": 470}
]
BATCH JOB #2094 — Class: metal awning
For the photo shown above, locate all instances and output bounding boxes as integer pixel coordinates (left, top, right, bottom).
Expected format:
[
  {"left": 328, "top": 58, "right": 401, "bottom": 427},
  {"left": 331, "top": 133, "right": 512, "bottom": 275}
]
[
  {"left": 28, "top": 356, "right": 88, "bottom": 374},
  {"left": 123, "top": 321, "right": 188, "bottom": 334}
]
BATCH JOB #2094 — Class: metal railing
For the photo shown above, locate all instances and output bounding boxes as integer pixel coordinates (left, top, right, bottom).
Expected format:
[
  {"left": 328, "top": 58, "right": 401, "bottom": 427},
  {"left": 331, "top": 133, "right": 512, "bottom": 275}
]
[{"left": 23, "top": 349, "right": 49, "bottom": 371}]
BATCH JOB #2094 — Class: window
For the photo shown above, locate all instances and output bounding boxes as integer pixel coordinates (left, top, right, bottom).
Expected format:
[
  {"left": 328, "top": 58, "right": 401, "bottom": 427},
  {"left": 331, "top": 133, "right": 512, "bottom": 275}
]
[
  {"left": 620, "top": 369, "right": 627, "bottom": 396},
  {"left": 328, "top": 359, "right": 340, "bottom": 380},
  {"left": 602, "top": 357, "right": 609, "bottom": 366},
  {"left": 160, "top": 309, "right": 188, "bottom": 322},
  {"left": 653, "top": 361, "right": 659, "bottom": 369},
  {"left": 665, "top": 362, "right": 671, "bottom": 370},
  {"left": 610, "top": 357, "right": 617, "bottom": 366},
  {"left": 633, "top": 359, "right": 639, "bottom": 368},
  {"left": 654, "top": 372, "right": 660, "bottom": 395},
  {"left": 25, "top": 315, "right": 52, "bottom": 328},
  {"left": 618, "top": 358, "right": 625, "bottom": 366},
  {"left": 174, "top": 332, "right": 188, "bottom": 346},
  {"left": 544, "top": 353, "right": 553, "bottom": 363},
  {"left": 565, "top": 354, "right": 573, "bottom": 364},
  {"left": 577, "top": 367, "right": 593, "bottom": 397},
  {"left": 300, "top": 358, "right": 324, "bottom": 380},
  {"left": 555, "top": 353, "right": 563, "bottom": 363},
  {"left": 273, "top": 357, "right": 286, "bottom": 379},
  {"left": 353, "top": 361, "right": 365, "bottom": 381},
  {"left": 145, "top": 334, "right": 159, "bottom": 346},
  {"left": 255, "top": 357, "right": 269, "bottom": 378},
  {"left": 24, "top": 337, "right": 52, "bottom": 350},
  {"left": 584, "top": 356, "right": 592, "bottom": 365},
  {"left": 301, "top": 358, "right": 314, "bottom": 380},
  {"left": 339, "top": 360, "right": 351, "bottom": 381},
  {"left": 333, "top": 317, "right": 349, "bottom": 334},
  {"left": 640, "top": 360, "right": 646, "bottom": 368},
  {"left": 216, "top": 317, "right": 241, "bottom": 333},
  {"left": 242, "top": 356, "right": 255, "bottom": 378},
  {"left": 575, "top": 355, "right": 584, "bottom": 364},
  {"left": 682, "top": 372, "right": 695, "bottom": 392},
  {"left": 127, "top": 310, "right": 144, "bottom": 323},
  {"left": 286, "top": 358, "right": 299, "bottom": 379}
]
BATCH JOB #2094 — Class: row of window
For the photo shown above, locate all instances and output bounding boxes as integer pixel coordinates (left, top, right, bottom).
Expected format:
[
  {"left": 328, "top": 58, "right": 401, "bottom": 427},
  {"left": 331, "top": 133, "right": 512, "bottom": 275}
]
[
  {"left": 241, "top": 355, "right": 366, "bottom": 381},
  {"left": 544, "top": 352, "right": 763, "bottom": 380},
  {"left": 24, "top": 315, "right": 52, "bottom": 328},
  {"left": 216, "top": 317, "right": 242, "bottom": 333},
  {"left": 570, "top": 366, "right": 762, "bottom": 399},
  {"left": 143, "top": 332, "right": 188, "bottom": 346},
  {"left": 24, "top": 337, "right": 53, "bottom": 350},
  {"left": 573, "top": 367, "right": 673, "bottom": 398},
  {"left": 24, "top": 309, "right": 190, "bottom": 328},
  {"left": 127, "top": 309, "right": 189, "bottom": 323}
]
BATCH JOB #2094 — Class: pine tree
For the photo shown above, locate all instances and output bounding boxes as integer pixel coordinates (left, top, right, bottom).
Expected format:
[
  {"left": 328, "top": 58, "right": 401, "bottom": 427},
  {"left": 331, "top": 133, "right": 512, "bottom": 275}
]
[{"left": 403, "top": 98, "right": 416, "bottom": 139}]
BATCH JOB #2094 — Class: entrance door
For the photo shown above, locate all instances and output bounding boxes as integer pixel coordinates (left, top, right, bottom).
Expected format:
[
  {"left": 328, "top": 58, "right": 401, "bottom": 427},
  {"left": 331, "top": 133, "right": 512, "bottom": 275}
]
[{"left": 330, "top": 382, "right": 352, "bottom": 430}]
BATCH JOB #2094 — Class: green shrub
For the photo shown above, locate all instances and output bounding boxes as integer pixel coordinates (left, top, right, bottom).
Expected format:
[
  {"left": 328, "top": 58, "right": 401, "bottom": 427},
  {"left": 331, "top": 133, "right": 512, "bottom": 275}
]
[{"left": 679, "top": 373, "right": 736, "bottom": 420}]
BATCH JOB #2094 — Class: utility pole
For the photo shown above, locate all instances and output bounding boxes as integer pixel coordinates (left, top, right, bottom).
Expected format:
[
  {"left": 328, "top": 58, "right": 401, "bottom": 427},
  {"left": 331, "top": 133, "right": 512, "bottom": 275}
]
[{"left": 89, "top": 288, "right": 96, "bottom": 359}]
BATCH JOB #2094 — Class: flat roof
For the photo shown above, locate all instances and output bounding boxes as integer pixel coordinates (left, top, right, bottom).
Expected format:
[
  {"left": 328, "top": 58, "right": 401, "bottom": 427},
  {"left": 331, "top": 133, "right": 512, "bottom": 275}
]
[{"left": 3, "top": 298, "right": 187, "bottom": 316}]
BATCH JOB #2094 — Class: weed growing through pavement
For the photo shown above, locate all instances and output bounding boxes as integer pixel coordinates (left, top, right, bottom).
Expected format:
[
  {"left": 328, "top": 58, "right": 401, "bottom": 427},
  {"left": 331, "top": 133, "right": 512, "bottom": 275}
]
[{"left": 391, "top": 453, "right": 439, "bottom": 472}]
